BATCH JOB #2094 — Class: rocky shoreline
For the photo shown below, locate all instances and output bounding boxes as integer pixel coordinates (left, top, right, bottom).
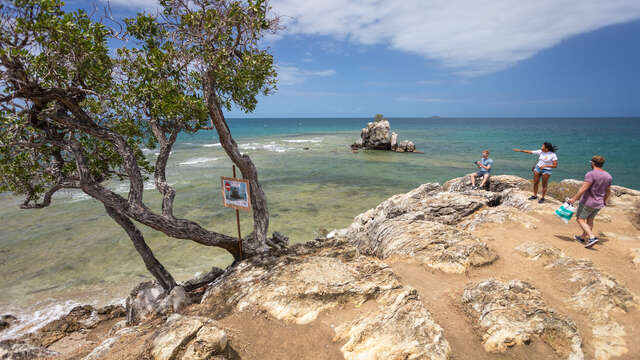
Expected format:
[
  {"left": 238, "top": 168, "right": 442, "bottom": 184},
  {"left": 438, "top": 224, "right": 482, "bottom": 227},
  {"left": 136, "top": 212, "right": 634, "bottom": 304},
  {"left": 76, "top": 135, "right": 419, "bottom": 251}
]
[{"left": 2, "top": 175, "right": 639, "bottom": 359}]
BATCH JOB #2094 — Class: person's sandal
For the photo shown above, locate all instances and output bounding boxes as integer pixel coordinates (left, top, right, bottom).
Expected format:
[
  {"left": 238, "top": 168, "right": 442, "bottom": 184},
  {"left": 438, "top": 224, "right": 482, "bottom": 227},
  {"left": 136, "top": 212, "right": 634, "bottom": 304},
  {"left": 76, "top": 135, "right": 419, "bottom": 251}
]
[
  {"left": 528, "top": 195, "right": 538, "bottom": 200},
  {"left": 538, "top": 198, "right": 545, "bottom": 204}
]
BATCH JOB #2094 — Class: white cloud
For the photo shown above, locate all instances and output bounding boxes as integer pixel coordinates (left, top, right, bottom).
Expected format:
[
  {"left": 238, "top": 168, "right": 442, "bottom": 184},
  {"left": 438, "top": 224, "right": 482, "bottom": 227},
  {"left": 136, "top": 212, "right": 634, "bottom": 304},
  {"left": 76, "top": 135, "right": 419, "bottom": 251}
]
[
  {"left": 271, "top": 0, "right": 640, "bottom": 76},
  {"left": 277, "top": 66, "right": 337, "bottom": 85}
]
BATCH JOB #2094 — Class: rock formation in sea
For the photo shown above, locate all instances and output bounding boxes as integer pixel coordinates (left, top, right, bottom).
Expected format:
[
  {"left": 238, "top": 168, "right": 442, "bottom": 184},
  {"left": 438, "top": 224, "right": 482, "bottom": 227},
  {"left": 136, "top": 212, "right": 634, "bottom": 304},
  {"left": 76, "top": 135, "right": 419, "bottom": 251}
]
[
  {"left": 351, "top": 115, "right": 417, "bottom": 152},
  {"left": 2, "top": 175, "right": 640, "bottom": 359}
]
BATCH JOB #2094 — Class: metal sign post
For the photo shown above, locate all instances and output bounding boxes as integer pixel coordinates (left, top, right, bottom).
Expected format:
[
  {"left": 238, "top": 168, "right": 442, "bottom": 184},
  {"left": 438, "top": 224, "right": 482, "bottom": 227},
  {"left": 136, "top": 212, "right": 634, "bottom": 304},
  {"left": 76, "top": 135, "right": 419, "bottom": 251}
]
[
  {"left": 232, "top": 165, "right": 242, "bottom": 259},
  {"left": 220, "top": 165, "right": 251, "bottom": 260}
]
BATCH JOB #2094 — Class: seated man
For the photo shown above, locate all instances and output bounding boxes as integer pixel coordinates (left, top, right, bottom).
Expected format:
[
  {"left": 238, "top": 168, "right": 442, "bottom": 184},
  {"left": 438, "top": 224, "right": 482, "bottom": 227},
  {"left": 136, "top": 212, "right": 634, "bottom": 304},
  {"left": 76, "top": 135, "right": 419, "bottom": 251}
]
[{"left": 469, "top": 150, "right": 493, "bottom": 190}]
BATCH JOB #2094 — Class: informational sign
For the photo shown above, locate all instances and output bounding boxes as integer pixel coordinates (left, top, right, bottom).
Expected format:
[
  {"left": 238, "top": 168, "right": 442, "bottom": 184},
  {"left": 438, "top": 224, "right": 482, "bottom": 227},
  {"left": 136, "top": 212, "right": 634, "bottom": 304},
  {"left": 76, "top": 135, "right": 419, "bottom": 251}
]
[{"left": 220, "top": 177, "right": 251, "bottom": 211}]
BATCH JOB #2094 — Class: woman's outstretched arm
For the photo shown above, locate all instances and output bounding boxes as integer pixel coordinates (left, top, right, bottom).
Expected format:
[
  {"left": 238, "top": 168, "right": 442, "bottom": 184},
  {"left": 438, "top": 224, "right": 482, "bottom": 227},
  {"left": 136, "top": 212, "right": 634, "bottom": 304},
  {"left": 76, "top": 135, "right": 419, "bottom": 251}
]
[{"left": 513, "top": 148, "right": 534, "bottom": 154}]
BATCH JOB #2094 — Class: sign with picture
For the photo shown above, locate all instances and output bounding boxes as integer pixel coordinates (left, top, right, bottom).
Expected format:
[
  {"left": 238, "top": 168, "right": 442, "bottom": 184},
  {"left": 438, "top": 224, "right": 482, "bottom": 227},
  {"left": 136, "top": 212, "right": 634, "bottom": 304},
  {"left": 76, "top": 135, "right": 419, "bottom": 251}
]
[{"left": 220, "top": 177, "right": 251, "bottom": 211}]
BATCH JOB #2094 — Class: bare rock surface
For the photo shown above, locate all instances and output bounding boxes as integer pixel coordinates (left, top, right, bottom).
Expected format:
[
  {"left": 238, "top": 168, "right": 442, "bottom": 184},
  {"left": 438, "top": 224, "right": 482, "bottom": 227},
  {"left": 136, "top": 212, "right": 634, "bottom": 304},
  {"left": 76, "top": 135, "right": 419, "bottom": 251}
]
[
  {"left": 0, "top": 314, "right": 18, "bottom": 332},
  {"left": 182, "top": 323, "right": 228, "bottom": 360},
  {"left": 444, "top": 174, "right": 530, "bottom": 193},
  {"left": 82, "top": 336, "right": 119, "bottom": 360},
  {"left": 516, "top": 241, "right": 638, "bottom": 359},
  {"left": 462, "top": 279, "right": 583, "bottom": 359},
  {"left": 342, "top": 182, "right": 501, "bottom": 273},
  {"left": 631, "top": 248, "right": 640, "bottom": 267},
  {"left": 200, "top": 238, "right": 451, "bottom": 359},
  {"left": 27, "top": 304, "right": 125, "bottom": 348},
  {"left": 335, "top": 289, "right": 450, "bottom": 360},
  {"left": 0, "top": 339, "right": 59, "bottom": 359},
  {"left": 126, "top": 282, "right": 190, "bottom": 325},
  {"left": 150, "top": 314, "right": 228, "bottom": 360}
]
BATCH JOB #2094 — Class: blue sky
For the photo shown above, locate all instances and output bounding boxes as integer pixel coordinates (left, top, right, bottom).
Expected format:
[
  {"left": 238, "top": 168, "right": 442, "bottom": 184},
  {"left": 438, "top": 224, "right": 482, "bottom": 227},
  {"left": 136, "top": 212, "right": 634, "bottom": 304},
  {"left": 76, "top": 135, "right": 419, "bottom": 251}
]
[{"left": 67, "top": 0, "right": 640, "bottom": 117}]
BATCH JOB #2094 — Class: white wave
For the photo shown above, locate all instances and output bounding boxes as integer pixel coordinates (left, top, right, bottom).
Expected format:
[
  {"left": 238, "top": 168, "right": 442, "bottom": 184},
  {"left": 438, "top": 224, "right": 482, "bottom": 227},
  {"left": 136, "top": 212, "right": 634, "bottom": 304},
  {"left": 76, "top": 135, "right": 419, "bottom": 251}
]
[
  {"left": 0, "top": 300, "right": 82, "bottom": 341},
  {"left": 116, "top": 183, "right": 129, "bottom": 193},
  {"left": 263, "top": 143, "right": 293, "bottom": 153},
  {"left": 239, "top": 143, "right": 260, "bottom": 150},
  {"left": 153, "top": 151, "right": 173, "bottom": 156},
  {"left": 203, "top": 143, "right": 221, "bottom": 148},
  {"left": 282, "top": 138, "right": 323, "bottom": 143},
  {"left": 144, "top": 181, "right": 156, "bottom": 190},
  {"left": 141, "top": 148, "right": 155, "bottom": 155},
  {"left": 179, "top": 157, "right": 219, "bottom": 166},
  {"left": 70, "top": 192, "right": 92, "bottom": 202}
]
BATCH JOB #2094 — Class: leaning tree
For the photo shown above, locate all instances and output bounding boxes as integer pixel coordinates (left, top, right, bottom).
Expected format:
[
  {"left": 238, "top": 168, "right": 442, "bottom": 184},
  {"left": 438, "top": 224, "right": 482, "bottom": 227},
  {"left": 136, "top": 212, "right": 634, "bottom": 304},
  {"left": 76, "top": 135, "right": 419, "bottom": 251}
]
[{"left": 0, "top": 0, "right": 284, "bottom": 291}]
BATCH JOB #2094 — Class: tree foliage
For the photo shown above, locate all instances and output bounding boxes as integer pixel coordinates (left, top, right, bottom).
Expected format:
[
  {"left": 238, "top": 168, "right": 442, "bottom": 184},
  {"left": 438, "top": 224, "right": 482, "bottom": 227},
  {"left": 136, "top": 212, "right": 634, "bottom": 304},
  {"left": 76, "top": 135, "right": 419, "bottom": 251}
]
[{"left": 0, "top": 0, "right": 283, "bottom": 291}]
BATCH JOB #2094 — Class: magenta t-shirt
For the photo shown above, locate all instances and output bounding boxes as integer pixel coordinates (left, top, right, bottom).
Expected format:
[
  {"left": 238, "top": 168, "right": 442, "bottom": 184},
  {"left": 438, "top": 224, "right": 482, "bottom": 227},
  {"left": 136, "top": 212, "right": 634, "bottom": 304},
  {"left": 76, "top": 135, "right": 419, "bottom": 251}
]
[{"left": 580, "top": 170, "right": 612, "bottom": 209}]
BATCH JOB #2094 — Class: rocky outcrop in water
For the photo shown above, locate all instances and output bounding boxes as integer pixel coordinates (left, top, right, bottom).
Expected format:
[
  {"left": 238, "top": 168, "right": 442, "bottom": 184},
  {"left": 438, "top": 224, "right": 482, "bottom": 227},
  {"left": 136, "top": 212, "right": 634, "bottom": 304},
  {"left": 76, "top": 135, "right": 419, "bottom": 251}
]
[{"left": 351, "top": 115, "right": 417, "bottom": 152}]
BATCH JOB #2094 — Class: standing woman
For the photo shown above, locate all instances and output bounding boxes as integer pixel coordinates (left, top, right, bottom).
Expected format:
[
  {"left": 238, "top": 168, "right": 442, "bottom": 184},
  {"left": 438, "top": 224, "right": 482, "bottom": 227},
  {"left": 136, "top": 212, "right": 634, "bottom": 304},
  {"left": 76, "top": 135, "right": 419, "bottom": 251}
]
[{"left": 513, "top": 142, "right": 558, "bottom": 203}]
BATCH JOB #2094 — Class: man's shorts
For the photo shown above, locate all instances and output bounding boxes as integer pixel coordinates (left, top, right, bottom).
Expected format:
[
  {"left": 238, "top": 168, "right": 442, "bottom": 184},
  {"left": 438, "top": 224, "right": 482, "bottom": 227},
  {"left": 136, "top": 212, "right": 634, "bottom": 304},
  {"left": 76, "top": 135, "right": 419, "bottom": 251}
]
[
  {"left": 534, "top": 165, "right": 552, "bottom": 175},
  {"left": 577, "top": 202, "right": 601, "bottom": 219},
  {"left": 475, "top": 170, "right": 490, "bottom": 177}
]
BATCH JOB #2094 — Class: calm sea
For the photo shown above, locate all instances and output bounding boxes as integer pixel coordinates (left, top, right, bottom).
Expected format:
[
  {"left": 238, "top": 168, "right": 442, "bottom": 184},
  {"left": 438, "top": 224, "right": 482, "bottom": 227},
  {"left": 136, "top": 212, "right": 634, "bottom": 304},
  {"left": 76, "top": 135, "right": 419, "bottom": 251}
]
[{"left": 1, "top": 117, "right": 639, "bottom": 337}]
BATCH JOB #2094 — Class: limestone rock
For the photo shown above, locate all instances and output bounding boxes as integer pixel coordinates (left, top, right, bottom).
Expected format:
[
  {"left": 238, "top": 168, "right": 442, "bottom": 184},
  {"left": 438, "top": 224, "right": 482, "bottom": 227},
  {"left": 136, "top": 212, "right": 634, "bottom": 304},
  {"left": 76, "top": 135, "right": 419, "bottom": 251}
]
[
  {"left": 151, "top": 315, "right": 205, "bottom": 360},
  {"left": 335, "top": 289, "right": 451, "bottom": 360},
  {"left": 201, "top": 239, "right": 403, "bottom": 324},
  {"left": 28, "top": 304, "right": 125, "bottom": 347},
  {"left": 351, "top": 117, "right": 417, "bottom": 152},
  {"left": 458, "top": 206, "right": 539, "bottom": 231},
  {"left": 108, "top": 320, "right": 127, "bottom": 336},
  {"left": 0, "top": 314, "right": 17, "bottom": 332},
  {"left": 390, "top": 131, "right": 398, "bottom": 151},
  {"left": 462, "top": 279, "right": 583, "bottom": 359},
  {"left": 517, "top": 241, "right": 638, "bottom": 359},
  {"left": 0, "top": 339, "right": 59, "bottom": 359},
  {"left": 515, "top": 242, "right": 563, "bottom": 264},
  {"left": 395, "top": 140, "right": 416, "bottom": 153},
  {"left": 182, "top": 267, "right": 225, "bottom": 292},
  {"left": 444, "top": 174, "right": 530, "bottom": 193},
  {"left": 631, "top": 248, "right": 640, "bottom": 267},
  {"left": 363, "top": 119, "right": 391, "bottom": 150},
  {"left": 182, "top": 324, "right": 228, "bottom": 360},
  {"left": 200, "top": 239, "right": 451, "bottom": 359},
  {"left": 341, "top": 183, "right": 500, "bottom": 273},
  {"left": 159, "top": 286, "right": 189, "bottom": 315},
  {"left": 126, "top": 281, "right": 170, "bottom": 325},
  {"left": 83, "top": 336, "right": 118, "bottom": 360}
]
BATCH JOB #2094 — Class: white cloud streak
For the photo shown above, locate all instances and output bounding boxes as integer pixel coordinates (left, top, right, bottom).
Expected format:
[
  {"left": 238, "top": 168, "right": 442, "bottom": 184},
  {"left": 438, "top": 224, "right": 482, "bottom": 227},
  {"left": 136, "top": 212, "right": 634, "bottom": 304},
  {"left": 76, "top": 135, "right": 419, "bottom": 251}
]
[
  {"left": 277, "top": 66, "right": 337, "bottom": 85},
  {"left": 271, "top": 0, "right": 640, "bottom": 76}
]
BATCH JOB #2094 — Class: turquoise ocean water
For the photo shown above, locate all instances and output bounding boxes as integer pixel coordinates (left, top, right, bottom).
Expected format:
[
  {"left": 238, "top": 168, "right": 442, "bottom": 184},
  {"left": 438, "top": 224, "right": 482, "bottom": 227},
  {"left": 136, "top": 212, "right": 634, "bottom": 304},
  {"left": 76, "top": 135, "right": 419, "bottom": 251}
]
[{"left": 1, "top": 117, "right": 639, "bottom": 336}]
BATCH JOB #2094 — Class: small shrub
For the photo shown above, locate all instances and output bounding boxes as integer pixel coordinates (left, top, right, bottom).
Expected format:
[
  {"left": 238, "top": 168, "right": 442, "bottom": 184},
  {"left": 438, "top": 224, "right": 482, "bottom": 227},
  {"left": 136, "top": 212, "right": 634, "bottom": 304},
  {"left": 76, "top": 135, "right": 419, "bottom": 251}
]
[{"left": 374, "top": 114, "right": 385, "bottom": 122}]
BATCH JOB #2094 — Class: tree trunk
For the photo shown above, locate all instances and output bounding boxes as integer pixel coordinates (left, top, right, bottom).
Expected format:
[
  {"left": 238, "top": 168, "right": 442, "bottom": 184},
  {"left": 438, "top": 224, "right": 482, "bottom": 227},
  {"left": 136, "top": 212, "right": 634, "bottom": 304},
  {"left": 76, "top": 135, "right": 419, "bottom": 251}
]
[
  {"left": 204, "top": 72, "right": 270, "bottom": 257},
  {"left": 105, "top": 205, "right": 177, "bottom": 291}
]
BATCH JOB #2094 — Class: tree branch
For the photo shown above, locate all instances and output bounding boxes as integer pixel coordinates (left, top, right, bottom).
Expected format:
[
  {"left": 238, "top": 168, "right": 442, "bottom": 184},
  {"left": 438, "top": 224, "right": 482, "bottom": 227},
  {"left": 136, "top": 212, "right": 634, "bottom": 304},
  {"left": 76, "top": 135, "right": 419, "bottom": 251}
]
[{"left": 105, "top": 204, "right": 177, "bottom": 291}]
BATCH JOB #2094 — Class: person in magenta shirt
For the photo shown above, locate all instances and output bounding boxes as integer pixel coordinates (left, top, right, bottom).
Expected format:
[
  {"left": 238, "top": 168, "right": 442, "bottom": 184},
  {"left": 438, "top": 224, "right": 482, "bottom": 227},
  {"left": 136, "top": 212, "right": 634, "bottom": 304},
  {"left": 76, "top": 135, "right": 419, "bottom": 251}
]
[{"left": 567, "top": 155, "right": 612, "bottom": 248}]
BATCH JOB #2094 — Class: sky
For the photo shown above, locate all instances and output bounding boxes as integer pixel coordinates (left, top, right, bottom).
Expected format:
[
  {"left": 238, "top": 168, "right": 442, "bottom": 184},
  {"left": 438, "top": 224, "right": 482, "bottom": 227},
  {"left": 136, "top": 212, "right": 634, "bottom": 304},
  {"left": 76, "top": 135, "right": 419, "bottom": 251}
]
[{"left": 66, "top": 0, "right": 640, "bottom": 118}]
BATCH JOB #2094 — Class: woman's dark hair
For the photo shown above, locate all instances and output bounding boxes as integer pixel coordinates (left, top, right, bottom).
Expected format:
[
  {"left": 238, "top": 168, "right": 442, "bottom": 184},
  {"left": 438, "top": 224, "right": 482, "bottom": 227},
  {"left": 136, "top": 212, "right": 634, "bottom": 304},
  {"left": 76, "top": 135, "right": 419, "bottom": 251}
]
[{"left": 543, "top": 142, "right": 556, "bottom": 153}]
